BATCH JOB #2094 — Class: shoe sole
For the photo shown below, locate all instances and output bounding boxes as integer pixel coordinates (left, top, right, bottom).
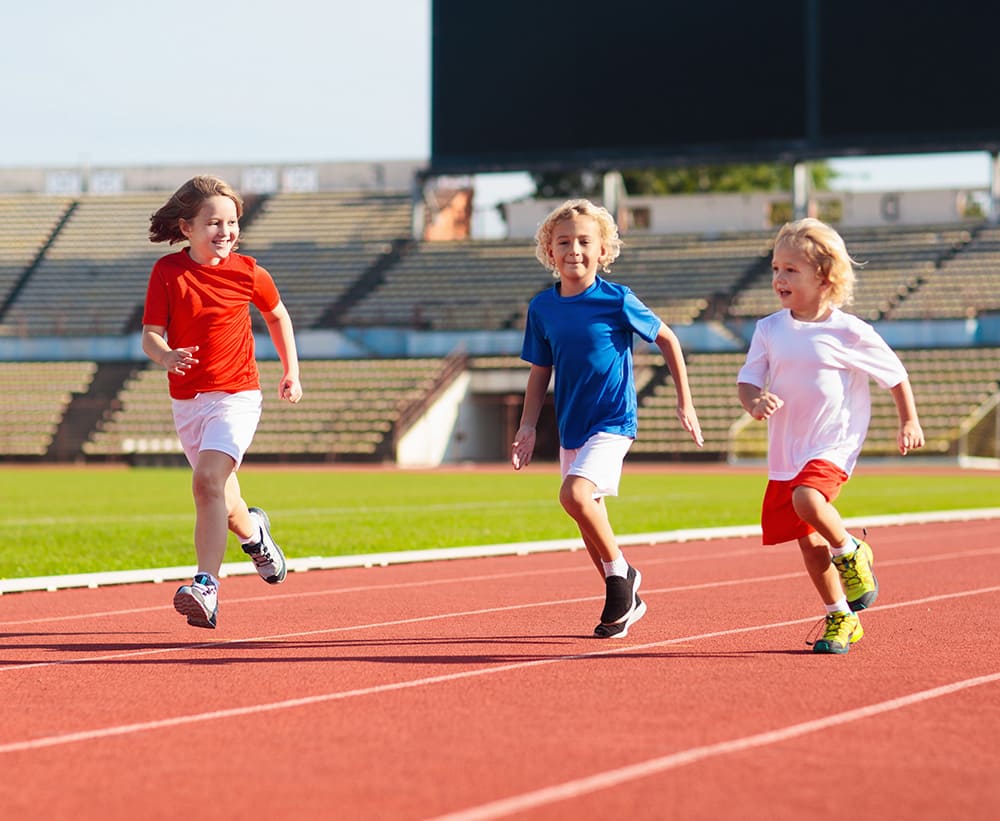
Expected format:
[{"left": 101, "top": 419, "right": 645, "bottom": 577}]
[
  {"left": 247, "top": 506, "right": 287, "bottom": 584},
  {"left": 594, "top": 597, "right": 647, "bottom": 638},
  {"left": 173, "top": 588, "right": 217, "bottom": 629}
]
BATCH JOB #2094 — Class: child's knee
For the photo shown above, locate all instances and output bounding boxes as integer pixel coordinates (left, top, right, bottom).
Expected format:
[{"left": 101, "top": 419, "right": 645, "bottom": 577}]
[
  {"left": 559, "top": 477, "right": 592, "bottom": 516},
  {"left": 791, "top": 485, "right": 826, "bottom": 520}
]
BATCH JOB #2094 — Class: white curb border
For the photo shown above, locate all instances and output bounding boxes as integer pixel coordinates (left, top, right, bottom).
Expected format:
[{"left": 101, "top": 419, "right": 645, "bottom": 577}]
[{"left": 3, "top": 507, "right": 998, "bottom": 595}]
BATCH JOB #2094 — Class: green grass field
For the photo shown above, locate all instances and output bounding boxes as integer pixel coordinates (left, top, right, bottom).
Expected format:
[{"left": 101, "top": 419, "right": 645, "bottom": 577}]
[{"left": 1, "top": 465, "right": 997, "bottom": 579}]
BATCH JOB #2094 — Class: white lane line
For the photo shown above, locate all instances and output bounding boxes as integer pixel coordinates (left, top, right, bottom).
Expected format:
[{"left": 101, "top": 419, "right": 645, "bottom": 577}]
[
  {"left": 427, "top": 672, "right": 1000, "bottom": 821},
  {"left": 3, "top": 555, "right": 1000, "bottom": 673},
  {"left": 1, "top": 585, "right": 999, "bottom": 753},
  {"left": 0, "top": 544, "right": 770, "bottom": 628},
  {"left": 2, "top": 543, "right": 997, "bottom": 631}
]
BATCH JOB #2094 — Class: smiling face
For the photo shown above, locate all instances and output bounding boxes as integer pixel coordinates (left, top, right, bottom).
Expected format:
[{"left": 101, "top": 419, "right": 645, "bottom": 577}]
[
  {"left": 771, "top": 240, "right": 833, "bottom": 322},
  {"left": 179, "top": 195, "right": 240, "bottom": 266},
  {"left": 548, "top": 214, "right": 606, "bottom": 296}
]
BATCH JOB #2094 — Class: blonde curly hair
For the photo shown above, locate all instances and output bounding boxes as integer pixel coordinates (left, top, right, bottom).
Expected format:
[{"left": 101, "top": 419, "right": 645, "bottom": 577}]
[
  {"left": 534, "top": 199, "right": 623, "bottom": 277},
  {"left": 773, "top": 217, "right": 858, "bottom": 307}
]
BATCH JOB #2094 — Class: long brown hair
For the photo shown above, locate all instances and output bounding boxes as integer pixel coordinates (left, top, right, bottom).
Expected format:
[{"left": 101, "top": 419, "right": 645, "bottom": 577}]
[{"left": 149, "top": 175, "right": 244, "bottom": 244}]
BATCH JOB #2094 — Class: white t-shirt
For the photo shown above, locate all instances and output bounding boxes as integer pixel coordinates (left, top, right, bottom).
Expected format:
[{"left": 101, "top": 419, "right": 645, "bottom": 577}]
[{"left": 737, "top": 308, "right": 908, "bottom": 479}]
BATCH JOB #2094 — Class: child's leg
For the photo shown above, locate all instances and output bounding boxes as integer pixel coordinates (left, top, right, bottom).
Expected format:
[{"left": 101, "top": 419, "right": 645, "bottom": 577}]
[
  {"left": 559, "top": 476, "right": 620, "bottom": 565},
  {"left": 191, "top": 449, "right": 239, "bottom": 578},
  {"left": 797, "top": 533, "right": 844, "bottom": 606},
  {"left": 224, "top": 471, "right": 255, "bottom": 540},
  {"left": 793, "top": 484, "right": 878, "bottom": 611},
  {"left": 790, "top": 485, "right": 849, "bottom": 548}
]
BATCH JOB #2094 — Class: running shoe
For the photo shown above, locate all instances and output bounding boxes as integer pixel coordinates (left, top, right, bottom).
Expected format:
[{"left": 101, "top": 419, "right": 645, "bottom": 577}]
[
  {"left": 810, "top": 611, "right": 863, "bottom": 654},
  {"left": 173, "top": 573, "right": 218, "bottom": 629},
  {"left": 594, "top": 565, "right": 644, "bottom": 638},
  {"left": 243, "top": 506, "right": 287, "bottom": 584},
  {"left": 594, "top": 593, "right": 647, "bottom": 639},
  {"left": 833, "top": 538, "right": 878, "bottom": 611}
]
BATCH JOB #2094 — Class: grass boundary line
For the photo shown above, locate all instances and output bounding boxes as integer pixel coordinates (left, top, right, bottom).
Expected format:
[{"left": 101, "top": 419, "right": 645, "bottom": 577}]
[{"left": 3, "top": 507, "right": 998, "bottom": 596}]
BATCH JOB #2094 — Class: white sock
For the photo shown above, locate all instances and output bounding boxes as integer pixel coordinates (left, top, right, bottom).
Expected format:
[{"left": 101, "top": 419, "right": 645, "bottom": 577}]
[
  {"left": 239, "top": 522, "right": 262, "bottom": 546},
  {"left": 601, "top": 554, "right": 629, "bottom": 578},
  {"left": 825, "top": 599, "right": 850, "bottom": 614},
  {"left": 830, "top": 537, "right": 857, "bottom": 557}
]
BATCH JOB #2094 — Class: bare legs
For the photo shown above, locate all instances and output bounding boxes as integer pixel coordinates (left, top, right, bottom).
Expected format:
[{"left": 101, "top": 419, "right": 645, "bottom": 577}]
[
  {"left": 560, "top": 475, "right": 620, "bottom": 578},
  {"left": 190, "top": 449, "right": 255, "bottom": 577},
  {"left": 792, "top": 485, "right": 850, "bottom": 605}
]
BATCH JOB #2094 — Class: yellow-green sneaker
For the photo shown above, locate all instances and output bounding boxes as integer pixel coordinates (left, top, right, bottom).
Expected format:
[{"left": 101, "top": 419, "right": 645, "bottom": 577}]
[
  {"left": 811, "top": 611, "right": 863, "bottom": 654},
  {"left": 832, "top": 539, "right": 878, "bottom": 611}
]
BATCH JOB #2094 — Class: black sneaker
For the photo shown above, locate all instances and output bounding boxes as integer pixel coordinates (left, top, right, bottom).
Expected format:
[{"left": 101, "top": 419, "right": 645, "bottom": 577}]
[
  {"left": 243, "top": 507, "right": 287, "bottom": 584},
  {"left": 594, "top": 565, "right": 643, "bottom": 638},
  {"left": 594, "top": 593, "right": 647, "bottom": 638}
]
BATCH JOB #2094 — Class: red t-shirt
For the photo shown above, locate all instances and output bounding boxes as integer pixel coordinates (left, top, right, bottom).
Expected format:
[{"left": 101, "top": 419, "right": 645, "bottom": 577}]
[{"left": 143, "top": 249, "right": 281, "bottom": 399}]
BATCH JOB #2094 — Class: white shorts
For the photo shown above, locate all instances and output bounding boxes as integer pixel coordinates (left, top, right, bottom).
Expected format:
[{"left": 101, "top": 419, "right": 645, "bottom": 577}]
[
  {"left": 171, "top": 390, "right": 262, "bottom": 469},
  {"left": 559, "top": 432, "right": 633, "bottom": 498}
]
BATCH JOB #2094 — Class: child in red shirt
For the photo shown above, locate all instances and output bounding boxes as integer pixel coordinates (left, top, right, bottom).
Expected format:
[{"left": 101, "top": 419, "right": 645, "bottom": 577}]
[{"left": 143, "top": 175, "right": 303, "bottom": 629}]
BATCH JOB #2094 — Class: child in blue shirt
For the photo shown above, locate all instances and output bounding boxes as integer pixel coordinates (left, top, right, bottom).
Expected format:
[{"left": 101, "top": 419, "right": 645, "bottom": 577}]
[{"left": 512, "top": 199, "right": 704, "bottom": 638}]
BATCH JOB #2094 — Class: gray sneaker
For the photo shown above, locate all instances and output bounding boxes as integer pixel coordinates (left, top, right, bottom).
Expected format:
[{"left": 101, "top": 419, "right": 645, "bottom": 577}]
[
  {"left": 243, "top": 506, "right": 287, "bottom": 584},
  {"left": 173, "top": 573, "right": 218, "bottom": 629}
]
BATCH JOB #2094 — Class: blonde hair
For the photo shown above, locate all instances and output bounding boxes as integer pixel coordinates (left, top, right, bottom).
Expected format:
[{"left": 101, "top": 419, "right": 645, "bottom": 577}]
[
  {"left": 149, "top": 175, "right": 244, "bottom": 244},
  {"left": 773, "top": 217, "right": 857, "bottom": 307},
  {"left": 534, "top": 199, "right": 623, "bottom": 276}
]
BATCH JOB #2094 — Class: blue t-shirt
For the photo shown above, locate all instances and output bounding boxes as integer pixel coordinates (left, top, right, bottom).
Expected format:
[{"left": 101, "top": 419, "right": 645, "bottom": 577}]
[{"left": 521, "top": 276, "right": 663, "bottom": 449}]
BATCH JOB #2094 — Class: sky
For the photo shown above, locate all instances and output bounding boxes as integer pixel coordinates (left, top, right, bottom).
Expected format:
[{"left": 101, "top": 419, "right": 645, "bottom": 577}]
[{"left": 2, "top": 0, "right": 994, "bottom": 202}]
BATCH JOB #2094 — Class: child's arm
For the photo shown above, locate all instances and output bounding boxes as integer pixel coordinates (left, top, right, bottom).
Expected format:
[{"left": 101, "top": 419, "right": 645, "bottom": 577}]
[
  {"left": 890, "top": 378, "right": 924, "bottom": 455},
  {"left": 141, "top": 324, "right": 199, "bottom": 376},
  {"left": 511, "top": 364, "right": 552, "bottom": 470},
  {"left": 738, "top": 381, "right": 784, "bottom": 420},
  {"left": 261, "top": 302, "right": 303, "bottom": 403},
  {"left": 653, "top": 324, "right": 704, "bottom": 447}
]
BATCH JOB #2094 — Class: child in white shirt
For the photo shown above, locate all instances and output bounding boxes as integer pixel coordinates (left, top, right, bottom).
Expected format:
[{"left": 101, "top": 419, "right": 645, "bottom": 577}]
[{"left": 737, "top": 218, "right": 924, "bottom": 654}]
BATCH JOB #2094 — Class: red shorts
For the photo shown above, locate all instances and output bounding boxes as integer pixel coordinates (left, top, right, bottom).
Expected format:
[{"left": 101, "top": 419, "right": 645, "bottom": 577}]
[{"left": 761, "top": 459, "right": 849, "bottom": 545}]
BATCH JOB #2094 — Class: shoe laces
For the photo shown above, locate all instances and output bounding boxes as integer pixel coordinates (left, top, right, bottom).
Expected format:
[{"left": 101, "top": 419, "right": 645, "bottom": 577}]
[
  {"left": 837, "top": 554, "right": 863, "bottom": 588},
  {"left": 835, "top": 529, "right": 873, "bottom": 593},
  {"left": 247, "top": 543, "right": 274, "bottom": 567},
  {"left": 805, "top": 611, "right": 853, "bottom": 647}
]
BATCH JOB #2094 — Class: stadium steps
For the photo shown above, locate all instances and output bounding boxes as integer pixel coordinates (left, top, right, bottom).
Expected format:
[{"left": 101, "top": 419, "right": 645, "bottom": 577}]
[
  {"left": 48, "top": 361, "right": 138, "bottom": 461},
  {"left": 319, "top": 237, "right": 415, "bottom": 328}
]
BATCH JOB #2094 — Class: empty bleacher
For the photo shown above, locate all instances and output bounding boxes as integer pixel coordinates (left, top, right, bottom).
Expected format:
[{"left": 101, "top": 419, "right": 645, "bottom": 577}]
[
  {"left": 3, "top": 194, "right": 167, "bottom": 336},
  {"left": 339, "top": 239, "right": 547, "bottom": 330},
  {"left": 0, "top": 361, "right": 97, "bottom": 456},
  {"left": 238, "top": 191, "right": 412, "bottom": 330},
  {"left": 0, "top": 195, "right": 74, "bottom": 334},
  {"left": 886, "top": 225, "right": 1000, "bottom": 319}
]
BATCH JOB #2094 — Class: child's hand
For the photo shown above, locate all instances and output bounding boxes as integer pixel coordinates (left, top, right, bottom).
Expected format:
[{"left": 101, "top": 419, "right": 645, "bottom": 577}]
[
  {"left": 898, "top": 420, "right": 924, "bottom": 455},
  {"left": 279, "top": 376, "right": 303, "bottom": 404},
  {"left": 164, "top": 346, "right": 199, "bottom": 375},
  {"left": 677, "top": 405, "right": 705, "bottom": 448},
  {"left": 511, "top": 424, "right": 536, "bottom": 470},
  {"left": 750, "top": 390, "right": 783, "bottom": 420}
]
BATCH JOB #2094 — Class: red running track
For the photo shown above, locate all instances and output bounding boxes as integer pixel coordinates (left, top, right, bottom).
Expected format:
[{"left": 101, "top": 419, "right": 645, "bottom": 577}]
[{"left": 2, "top": 518, "right": 999, "bottom": 820}]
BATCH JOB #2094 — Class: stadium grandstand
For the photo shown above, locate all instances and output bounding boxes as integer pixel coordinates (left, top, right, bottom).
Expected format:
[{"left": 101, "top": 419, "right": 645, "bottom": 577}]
[{"left": 1, "top": 161, "right": 999, "bottom": 468}]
